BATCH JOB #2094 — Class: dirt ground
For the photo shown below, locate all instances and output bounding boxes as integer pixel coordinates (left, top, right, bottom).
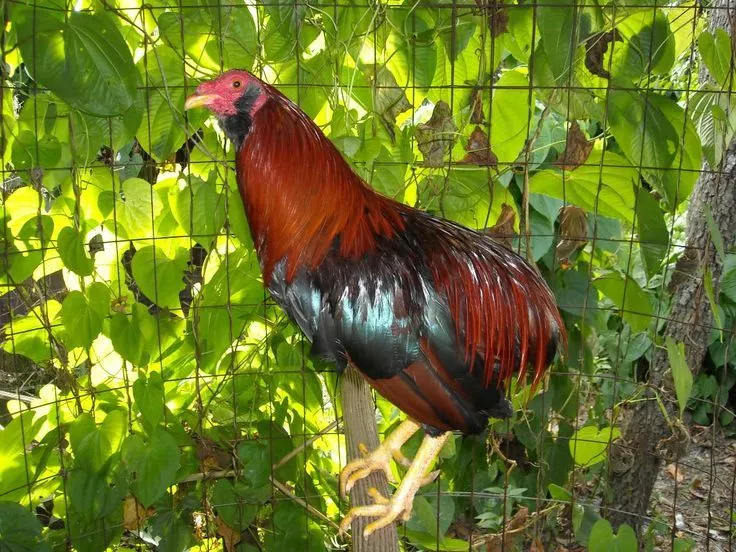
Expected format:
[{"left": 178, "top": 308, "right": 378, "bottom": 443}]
[{"left": 649, "top": 426, "right": 735, "bottom": 551}]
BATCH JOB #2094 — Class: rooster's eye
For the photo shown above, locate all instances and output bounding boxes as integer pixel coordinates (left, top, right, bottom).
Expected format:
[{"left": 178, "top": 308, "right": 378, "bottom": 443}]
[{"left": 233, "top": 80, "right": 241, "bottom": 89}]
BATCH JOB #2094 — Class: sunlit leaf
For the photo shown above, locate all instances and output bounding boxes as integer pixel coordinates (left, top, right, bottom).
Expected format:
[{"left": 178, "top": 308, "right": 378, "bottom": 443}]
[
  {"left": 569, "top": 425, "right": 621, "bottom": 467},
  {"left": 130, "top": 246, "right": 187, "bottom": 310},
  {"left": 529, "top": 149, "right": 637, "bottom": 222},
  {"left": 122, "top": 429, "right": 180, "bottom": 508},
  {"left": 15, "top": 8, "right": 137, "bottom": 116},
  {"left": 58, "top": 227, "right": 94, "bottom": 276},
  {"left": 490, "top": 70, "right": 534, "bottom": 165}
]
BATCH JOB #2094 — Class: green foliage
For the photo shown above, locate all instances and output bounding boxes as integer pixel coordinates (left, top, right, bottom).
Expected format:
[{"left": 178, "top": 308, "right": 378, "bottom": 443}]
[
  {"left": 569, "top": 425, "right": 622, "bottom": 467},
  {"left": 667, "top": 337, "right": 693, "bottom": 419},
  {"left": 0, "top": 501, "right": 51, "bottom": 552},
  {"left": 0, "top": 0, "right": 730, "bottom": 550},
  {"left": 589, "top": 519, "right": 638, "bottom": 552}
]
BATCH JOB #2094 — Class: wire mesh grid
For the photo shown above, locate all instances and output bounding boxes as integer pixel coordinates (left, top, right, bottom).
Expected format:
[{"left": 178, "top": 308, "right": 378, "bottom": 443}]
[{"left": 0, "top": 0, "right": 734, "bottom": 551}]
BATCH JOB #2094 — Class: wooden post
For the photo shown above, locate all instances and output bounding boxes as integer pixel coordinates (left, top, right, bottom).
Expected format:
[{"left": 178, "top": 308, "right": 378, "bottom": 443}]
[{"left": 340, "top": 366, "right": 400, "bottom": 551}]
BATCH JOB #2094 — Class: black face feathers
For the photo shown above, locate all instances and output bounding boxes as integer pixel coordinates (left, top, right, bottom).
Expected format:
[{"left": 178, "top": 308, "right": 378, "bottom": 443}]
[{"left": 220, "top": 84, "right": 262, "bottom": 149}]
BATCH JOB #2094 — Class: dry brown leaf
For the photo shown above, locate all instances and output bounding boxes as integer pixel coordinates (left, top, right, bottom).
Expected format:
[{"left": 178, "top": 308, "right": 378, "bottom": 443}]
[
  {"left": 556, "top": 205, "right": 588, "bottom": 260},
  {"left": 506, "top": 506, "right": 528, "bottom": 532},
  {"left": 584, "top": 29, "right": 623, "bottom": 79},
  {"left": 554, "top": 121, "right": 593, "bottom": 171},
  {"left": 215, "top": 515, "right": 241, "bottom": 552},
  {"left": 461, "top": 126, "right": 498, "bottom": 168},
  {"left": 665, "top": 463, "right": 685, "bottom": 483},
  {"left": 374, "top": 67, "right": 412, "bottom": 140},
  {"left": 485, "top": 535, "right": 503, "bottom": 552},
  {"left": 470, "top": 88, "right": 485, "bottom": 124},
  {"left": 123, "top": 495, "right": 154, "bottom": 531},
  {"left": 530, "top": 537, "right": 545, "bottom": 552},
  {"left": 475, "top": 0, "right": 509, "bottom": 37},
  {"left": 195, "top": 436, "right": 232, "bottom": 472},
  {"left": 415, "top": 101, "right": 457, "bottom": 167},
  {"left": 485, "top": 203, "right": 516, "bottom": 249},
  {"left": 483, "top": 507, "right": 530, "bottom": 552}
]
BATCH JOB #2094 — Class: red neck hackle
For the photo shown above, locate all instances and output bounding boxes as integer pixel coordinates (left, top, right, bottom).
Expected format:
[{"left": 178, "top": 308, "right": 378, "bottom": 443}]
[{"left": 237, "top": 86, "right": 404, "bottom": 284}]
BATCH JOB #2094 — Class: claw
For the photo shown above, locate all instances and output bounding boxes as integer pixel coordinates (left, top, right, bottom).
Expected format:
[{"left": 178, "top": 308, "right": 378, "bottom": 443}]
[
  {"left": 367, "top": 487, "right": 389, "bottom": 505},
  {"left": 339, "top": 420, "right": 420, "bottom": 498},
  {"left": 392, "top": 448, "right": 412, "bottom": 468},
  {"left": 341, "top": 431, "right": 451, "bottom": 539}
]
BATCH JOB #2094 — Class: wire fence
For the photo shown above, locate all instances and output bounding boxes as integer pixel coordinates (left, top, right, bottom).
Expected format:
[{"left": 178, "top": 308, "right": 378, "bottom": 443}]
[{"left": 0, "top": 0, "right": 734, "bottom": 551}]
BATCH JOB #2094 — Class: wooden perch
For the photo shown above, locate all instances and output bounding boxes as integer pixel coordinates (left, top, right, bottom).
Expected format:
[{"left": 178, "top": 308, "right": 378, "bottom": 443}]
[{"left": 340, "top": 366, "right": 399, "bottom": 551}]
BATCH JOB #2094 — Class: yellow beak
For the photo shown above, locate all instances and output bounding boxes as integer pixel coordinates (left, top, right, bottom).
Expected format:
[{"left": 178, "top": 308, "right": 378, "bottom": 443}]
[{"left": 184, "top": 93, "right": 217, "bottom": 110}]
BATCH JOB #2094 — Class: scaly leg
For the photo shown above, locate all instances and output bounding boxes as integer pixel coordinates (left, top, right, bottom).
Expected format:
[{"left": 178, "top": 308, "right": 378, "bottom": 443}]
[
  {"left": 340, "top": 431, "right": 450, "bottom": 538},
  {"left": 340, "top": 419, "right": 420, "bottom": 497}
]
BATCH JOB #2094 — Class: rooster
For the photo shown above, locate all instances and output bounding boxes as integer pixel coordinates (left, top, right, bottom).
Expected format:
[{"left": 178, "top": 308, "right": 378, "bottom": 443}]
[{"left": 185, "top": 70, "right": 564, "bottom": 538}]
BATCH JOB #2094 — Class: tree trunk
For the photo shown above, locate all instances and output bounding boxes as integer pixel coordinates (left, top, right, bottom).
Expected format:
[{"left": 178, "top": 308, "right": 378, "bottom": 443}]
[
  {"left": 340, "top": 366, "right": 400, "bottom": 551},
  {"left": 607, "top": 0, "right": 736, "bottom": 529}
]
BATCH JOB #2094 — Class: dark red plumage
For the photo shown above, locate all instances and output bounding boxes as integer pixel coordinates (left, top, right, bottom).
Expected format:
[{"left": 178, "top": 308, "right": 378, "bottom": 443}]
[{"left": 186, "top": 70, "right": 565, "bottom": 436}]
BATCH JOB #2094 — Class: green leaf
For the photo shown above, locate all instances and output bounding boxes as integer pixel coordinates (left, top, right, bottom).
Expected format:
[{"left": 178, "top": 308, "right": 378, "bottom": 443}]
[
  {"left": 533, "top": 43, "right": 599, "bottom": 120},
  {"left": 529, "top": 150, "right": 637, "bottom": 222},
  {"left": 16, "top": 8, "right": 137, "bottom": 116},
  {"left": 615, "top": 524, "right": 638, "bottom": 551},
  {"left": 209, "top": 6, "right": 258, "bottom": 71},
  {"left": 58, "top": 227, "right": 94, "bottom": 276},
  {"left": 673, "top": 537, "right": 697, "bottom": 552},
  {"left": 211, "top": 480, "right": 260, "bottom": 531},
  {"left": 5, "top": 187, "right": 44, "bottom": 239},
  {"left": 133, "top": 45, "right": 205, "bottom": 162},
  {"left": 666, "top": 337, "right": 692, "bottom": 418},
  {"left": 704, "top": 205, "right": 726, "bottom": 263},
  {"left": 67, "top": 468, "right": 124, "bottom": 521},
  {"left": 171, "top": 178, "right": 226, "bottom": 244},
  {"left": 1, "top": 301, "right": 61, "bottom": 364},
  {"left": 109, "top": 302, "right": 156, "bottom": 366},
  {"left": 120, "top": 178, "right": 163, "bottom": 239},
  {"left": 61, "top": 290, "right": 102, "bottom": 348},
  {"left": 593, "top": 272, "right": 653, "bottom": 333},
  {"left": 720, "top": 255, "right": 736, "bottom": 304},
  {"left": 635, "top": 187, "right": 669, "bottom": 279},
  {"left": 690, "top": 87, "right": 736, "bottom": 168},
  {"left": 588, "top": 519, "right": 615, "bottom": 552},
  {"left": 548, "top": 483, "right": 572, "bottom": 502},
  {"left": 67, "top": 508, "right": 123, "bottom": 552},
  {"left": 122, "top": 428, "right": 180, "bottom": 508},
  {"left": 608, "top": 87, "right": 676, "bottom": 178},
  {"left": 490, "top": 70, "right": 534, "bottom": 165},
  {"left": 589, "top": 519, "right": 639, "bottom": 551},
  {"left": 555, "top": 267, "right": 599, "bottom": 320},
  {"left": 402, "top": 528, "right": 470, "bottom": 552},
  {"left": 130, "top": 246, "right": 187, "bottom": 310},
  {"left": 611, "top": 9, "right": 675, "bottom": 80},
  {"left": 435, "top": 169, "right": 515, "bottom": 230},
  {"left": 72, "top": 410, "right": 126, "bottom": 473},
  {"left": 698, "top": 29, "right": 733, "bottom": 88},
  {"left": 569, "top": 425, "right": 621, "bottom": 467},
  {"left": 158, "top": 8, "right": 257, "bottom": 73},
  {"left": 61, "top": 287, "right": 108, "bottom": 349},
  {"left": 133, "top": 372, "right": 165, "bottom": 433},
  {"left": 537, "top": 0, "right": 578, "bottom": 81},
  {"left": 0, "top": 501, "right": 50, "bottom": 552},
  {"left": 608, "top": 90, "right": 701, "bottom": 208}
]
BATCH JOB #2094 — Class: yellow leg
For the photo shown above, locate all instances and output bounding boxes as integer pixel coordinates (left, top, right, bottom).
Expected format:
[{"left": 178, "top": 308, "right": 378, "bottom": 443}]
[
  {"left": 339, "top": 419, "right": 421, "bottom": 497},
  {"left": 339, "top": 431, "right": 450, "bottom": 538}
]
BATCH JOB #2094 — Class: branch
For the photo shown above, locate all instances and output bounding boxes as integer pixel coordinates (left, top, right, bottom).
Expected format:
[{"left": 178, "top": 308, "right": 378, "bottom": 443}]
[{"left": 340, "top": 366, "right": 400, "bottom": 551}]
